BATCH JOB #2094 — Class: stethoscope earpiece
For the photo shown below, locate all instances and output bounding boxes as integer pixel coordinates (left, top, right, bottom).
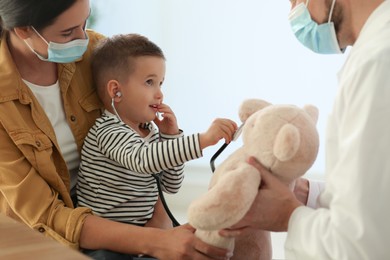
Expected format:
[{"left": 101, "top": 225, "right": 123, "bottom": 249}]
[{"left": 111, "top": 94, "right": 123, "bottom": 122}]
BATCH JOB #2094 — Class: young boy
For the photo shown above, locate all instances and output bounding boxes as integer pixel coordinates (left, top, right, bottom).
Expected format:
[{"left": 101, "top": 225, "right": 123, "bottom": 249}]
[{"left": 77, "top": 34, "right": 237, "bottom": 228}]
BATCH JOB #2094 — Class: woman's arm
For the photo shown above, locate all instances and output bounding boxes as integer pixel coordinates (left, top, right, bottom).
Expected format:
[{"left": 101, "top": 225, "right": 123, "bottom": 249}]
[
  {"left": 0, "top": 124, "right": 89, "bottom": 248},
  {"left": 80, "top": 215, "right": 231, "bottom": 259},
  {"left": 144, "top": 196, "right": 173, "bottom": 229}
]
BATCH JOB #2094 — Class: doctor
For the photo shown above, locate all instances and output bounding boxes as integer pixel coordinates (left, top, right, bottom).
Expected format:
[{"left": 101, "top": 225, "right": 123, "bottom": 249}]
[{"left": 222, "top": 0, "right": 390, "bottom": 259}]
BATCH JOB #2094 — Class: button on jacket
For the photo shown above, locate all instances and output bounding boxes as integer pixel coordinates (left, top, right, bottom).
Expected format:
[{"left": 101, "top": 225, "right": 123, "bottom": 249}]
[{"left": 0, "top": 30, "right": 104, "bottom": 249}]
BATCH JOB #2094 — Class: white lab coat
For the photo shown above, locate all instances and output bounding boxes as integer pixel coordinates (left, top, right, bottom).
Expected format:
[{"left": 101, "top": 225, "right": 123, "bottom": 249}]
[{"left": 285, "top": 1, "right": 390, "bottom": 259}]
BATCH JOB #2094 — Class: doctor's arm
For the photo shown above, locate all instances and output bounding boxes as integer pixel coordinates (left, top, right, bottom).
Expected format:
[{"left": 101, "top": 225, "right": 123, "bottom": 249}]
[
  {"left": 293, "top": 177, "right": 325, "bottom": 208},
  {"left": 219, "top": 157, "right": 325, "bottom": 237},
  {"left": 220, "top": 157, "right": 303, "bottom": 234}
]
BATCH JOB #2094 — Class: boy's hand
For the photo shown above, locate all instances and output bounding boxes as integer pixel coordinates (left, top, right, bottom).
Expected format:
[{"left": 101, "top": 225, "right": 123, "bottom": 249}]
[
  {"left": 153, "top": 103, "right": 180, "bottom": 135},
  {"left": 199, "top": 119, "right": 238, "bottom": 150}
]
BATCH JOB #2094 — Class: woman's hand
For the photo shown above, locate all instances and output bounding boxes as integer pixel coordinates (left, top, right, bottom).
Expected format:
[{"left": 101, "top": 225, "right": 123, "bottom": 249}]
[
  {"left": 155, "top": 224, "right": 232, "bottom": 260},
  {"left": 81, "top": 216, "right": 231, "bottom": 259}
]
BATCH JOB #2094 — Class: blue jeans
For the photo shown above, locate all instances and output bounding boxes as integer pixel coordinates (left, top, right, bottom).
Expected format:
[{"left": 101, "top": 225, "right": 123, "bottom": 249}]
[{"left": 82, "top": 249, "right": 157, "bottom": 260}]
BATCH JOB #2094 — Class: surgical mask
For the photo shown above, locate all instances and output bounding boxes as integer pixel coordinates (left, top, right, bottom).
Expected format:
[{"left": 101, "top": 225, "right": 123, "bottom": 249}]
[
  {"left": 288, "top": 0, "right": 342, "bottom": 54},
  {"left": 24, "top": 27, "right": 89, "bottom": 63}
]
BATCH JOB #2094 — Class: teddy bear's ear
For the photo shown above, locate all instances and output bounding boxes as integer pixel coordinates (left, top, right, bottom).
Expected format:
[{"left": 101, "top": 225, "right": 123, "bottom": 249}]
[
  {"left": 238, "top": 99, "right": 271, "bottom": 122},
  {"left": 273, "top": 124, "right": 300, "bottom": 161},
  {"left": 303, "top": 104, "right": 319, "bottom": 125}
]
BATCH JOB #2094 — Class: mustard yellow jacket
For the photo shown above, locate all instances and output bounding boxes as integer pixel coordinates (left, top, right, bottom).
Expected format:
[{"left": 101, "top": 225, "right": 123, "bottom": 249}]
[{"left": 0, "top": 30, "right": 104, "bottom": 249}]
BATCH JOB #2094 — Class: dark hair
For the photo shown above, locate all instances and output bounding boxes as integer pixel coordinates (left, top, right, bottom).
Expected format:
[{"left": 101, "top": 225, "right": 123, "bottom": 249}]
[
  {"left": 91, "top": 33, "right": 166, "bottom": 101},
  {"left": 0, "top": 0, "right": 76, "bottom": 35}
]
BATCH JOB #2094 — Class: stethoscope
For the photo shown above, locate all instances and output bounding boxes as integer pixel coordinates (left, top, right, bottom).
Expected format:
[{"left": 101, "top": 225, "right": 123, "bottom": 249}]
[
  {"left": 157, "top": 124, "right": 244, "bottom": 227},
  {"left": 111, "top": 95, "right": 181, "bottom": 227},
  {"left": 112, "top": 95, "right": 244, "bottom": 227},
  {"left": 210, "top": 124, "right": 244, "bottom": 172},
  {"left": 152, "top": 172, "right": 181, "bottom": 227}
]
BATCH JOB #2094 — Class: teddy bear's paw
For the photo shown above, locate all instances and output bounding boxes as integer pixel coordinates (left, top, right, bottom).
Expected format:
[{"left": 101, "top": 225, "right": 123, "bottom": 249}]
[{"left": 187, "top": 166, "right": 261, "bottom": 230}]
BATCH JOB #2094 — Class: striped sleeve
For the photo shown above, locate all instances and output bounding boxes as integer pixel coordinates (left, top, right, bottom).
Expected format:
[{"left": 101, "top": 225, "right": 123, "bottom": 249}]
[
  {"left": 95, "top": 118, "right": 203, "bottom": 175},
  {"left": 159, "top": 131, "right": 201, "bottom": 194}
]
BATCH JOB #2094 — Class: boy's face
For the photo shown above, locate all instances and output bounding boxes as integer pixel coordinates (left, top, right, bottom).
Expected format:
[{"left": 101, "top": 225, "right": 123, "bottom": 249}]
[{"left": 118, "top": 56, "right": 165, "bottom": 128}]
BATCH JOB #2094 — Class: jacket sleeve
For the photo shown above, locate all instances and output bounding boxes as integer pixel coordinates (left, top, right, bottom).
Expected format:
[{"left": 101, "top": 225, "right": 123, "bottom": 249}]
[
  {"left": 0, "top": 30, "right": 105, "bottom": 249},
  {"left": 0, "top": 125, "right": 92, "bottom": 249}
]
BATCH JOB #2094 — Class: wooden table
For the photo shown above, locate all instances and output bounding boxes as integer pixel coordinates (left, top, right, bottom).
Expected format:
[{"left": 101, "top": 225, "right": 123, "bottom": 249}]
[{"left": 0, "top": 214, "right": 90, "bottom": 260}]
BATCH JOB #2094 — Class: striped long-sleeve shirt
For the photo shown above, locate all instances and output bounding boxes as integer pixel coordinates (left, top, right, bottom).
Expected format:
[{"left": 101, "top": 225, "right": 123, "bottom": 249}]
[{"left": 77, "top": 111, "right": 203, "bottom": 225}]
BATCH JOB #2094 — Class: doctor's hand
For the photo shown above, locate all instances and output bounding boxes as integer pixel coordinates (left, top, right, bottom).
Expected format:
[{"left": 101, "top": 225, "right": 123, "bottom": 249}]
[
  {"left": 219, "top": 157, "right": 302, "bottom": 237},
  {"left": 293, "top": 177, "right": 310, "bottom": 205}
]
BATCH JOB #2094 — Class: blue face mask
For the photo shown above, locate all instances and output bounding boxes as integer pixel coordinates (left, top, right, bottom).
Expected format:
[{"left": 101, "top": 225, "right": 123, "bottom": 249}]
[
  {"left": 288, "top": 0, "right": 342, "bottom": 54},
  {"left": 24, "top": 27, "right": 89, "bottom": 63}
]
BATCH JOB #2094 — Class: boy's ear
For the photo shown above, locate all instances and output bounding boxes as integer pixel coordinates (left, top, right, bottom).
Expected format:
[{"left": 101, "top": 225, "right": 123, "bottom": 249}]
[
  {"left": 13, "top": 27, "right": 34, "bottom": 40},
  {"left": 107, "top": 79, "right": 121, "bottom": 99}
]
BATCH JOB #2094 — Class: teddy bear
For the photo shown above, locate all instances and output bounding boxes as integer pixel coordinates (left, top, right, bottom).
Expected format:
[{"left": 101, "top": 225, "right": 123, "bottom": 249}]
[{"left": 187, "top": 98, "right": 319, "bottom": 260}]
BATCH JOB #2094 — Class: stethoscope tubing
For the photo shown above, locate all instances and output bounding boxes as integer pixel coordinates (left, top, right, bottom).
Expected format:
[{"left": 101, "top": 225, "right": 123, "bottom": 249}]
[
  {"left": 152, "top": 173, "right": 181, "bottom": 227},
  {"left": 152, "top": 124, "right": 243, "bottom": 227}
]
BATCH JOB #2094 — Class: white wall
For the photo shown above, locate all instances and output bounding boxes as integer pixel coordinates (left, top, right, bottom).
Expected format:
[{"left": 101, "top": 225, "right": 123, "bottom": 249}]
[{"left": 90, "top": 0, "right": 348, "bottom": 175}]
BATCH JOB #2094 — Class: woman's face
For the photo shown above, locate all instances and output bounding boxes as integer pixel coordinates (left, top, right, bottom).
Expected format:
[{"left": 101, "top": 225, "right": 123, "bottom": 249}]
[{"left": 26, "top": 0, "right": 90, "bottom": 57}]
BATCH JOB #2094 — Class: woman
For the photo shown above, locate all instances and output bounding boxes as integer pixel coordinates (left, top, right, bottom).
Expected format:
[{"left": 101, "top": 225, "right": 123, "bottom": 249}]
[{"left": 0, "top": 0, "right": 231, "bottom": 259}]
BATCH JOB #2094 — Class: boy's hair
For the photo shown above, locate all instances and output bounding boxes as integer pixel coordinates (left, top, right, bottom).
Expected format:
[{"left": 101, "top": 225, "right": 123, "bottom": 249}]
[{"left": 91, "top": 33, "right": 165, "bottom": 102}]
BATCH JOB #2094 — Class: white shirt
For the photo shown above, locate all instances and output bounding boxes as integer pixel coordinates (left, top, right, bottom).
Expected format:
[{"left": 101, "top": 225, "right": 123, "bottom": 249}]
[
  {"left": 306, "top": 179, "right": 325, "bottom": 209},
  {"left": 285, "top": 1, "right": 390, "bottom": 259},
  {"left": 23, "top": 80, "right": 80, "bottom": 195}
]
